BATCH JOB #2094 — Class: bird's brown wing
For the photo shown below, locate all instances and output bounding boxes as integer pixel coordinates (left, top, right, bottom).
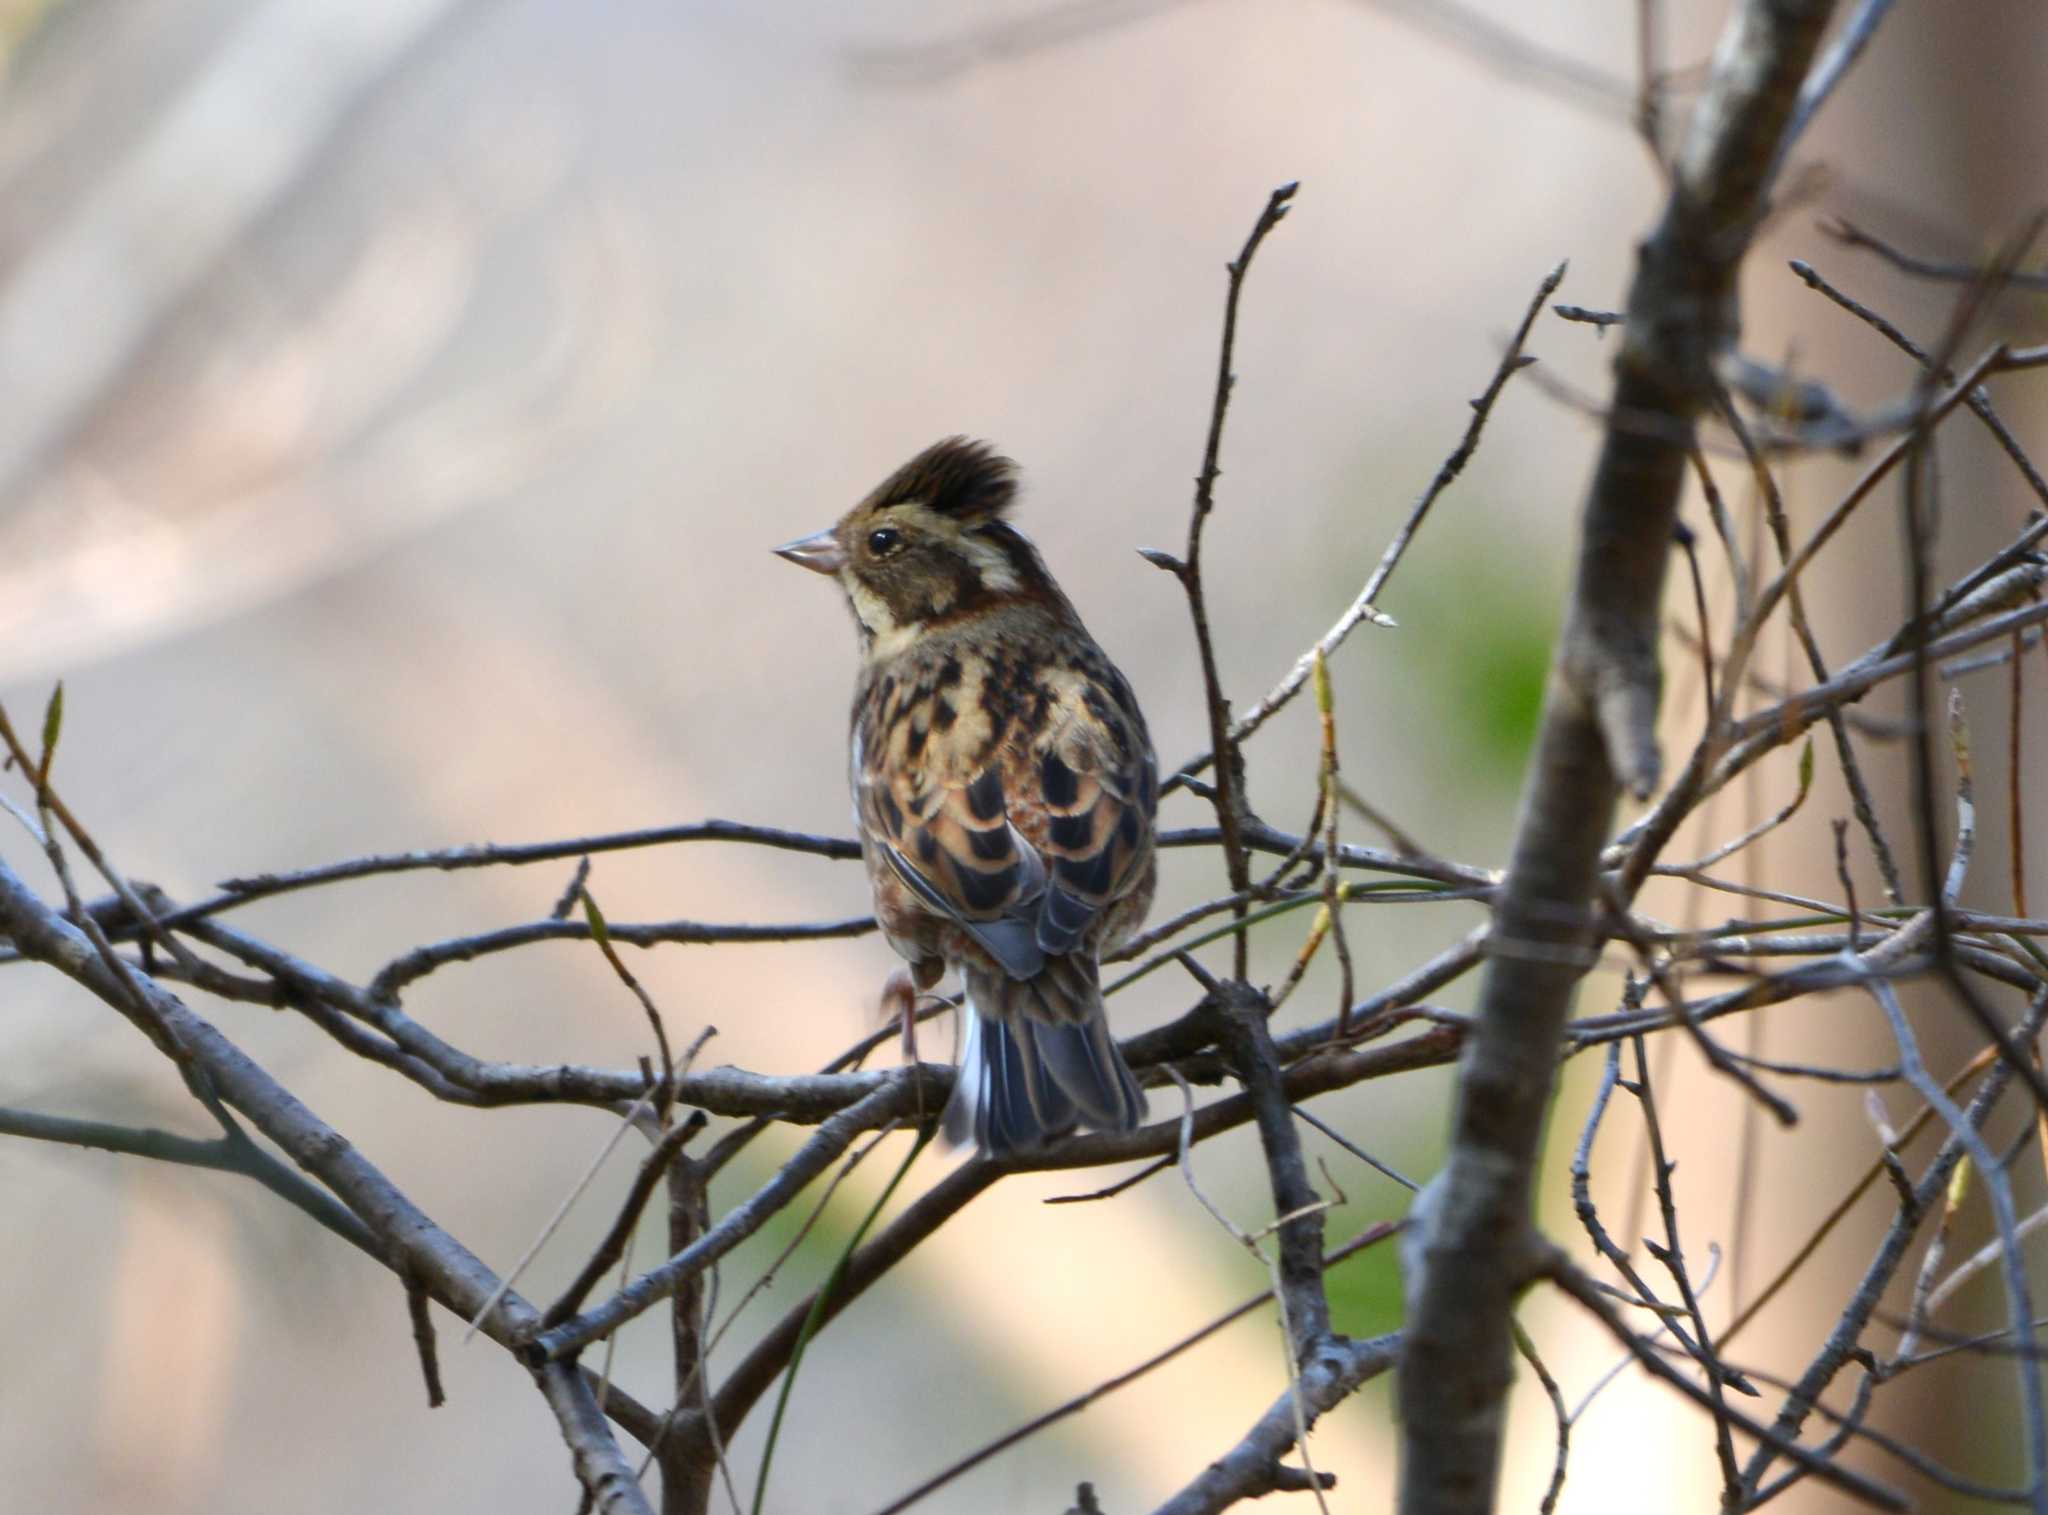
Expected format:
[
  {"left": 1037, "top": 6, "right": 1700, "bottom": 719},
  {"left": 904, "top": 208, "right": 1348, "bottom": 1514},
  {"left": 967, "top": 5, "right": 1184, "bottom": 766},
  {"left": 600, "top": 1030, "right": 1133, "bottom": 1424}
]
[
  {"left": 855, "top": 653, "right": 1155, "bottom": 981},
  {"left": 1024, "top": 662, "right": 1156, "bottom": 958},
  {"left": 855, "top": 658, "right": 1045, "bottom": 979}
]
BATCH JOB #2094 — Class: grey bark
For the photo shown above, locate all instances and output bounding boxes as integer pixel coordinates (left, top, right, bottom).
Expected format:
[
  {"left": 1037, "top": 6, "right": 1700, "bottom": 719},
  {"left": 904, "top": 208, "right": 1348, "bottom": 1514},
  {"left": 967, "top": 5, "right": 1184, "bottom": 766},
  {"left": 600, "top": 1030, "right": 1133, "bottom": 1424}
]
[
  {"left": 1393, "top": 4, "right": 1842, "bottom": 1512},
  {"left": 0, "top": 854, "right": 658, "bottom": 1515}
]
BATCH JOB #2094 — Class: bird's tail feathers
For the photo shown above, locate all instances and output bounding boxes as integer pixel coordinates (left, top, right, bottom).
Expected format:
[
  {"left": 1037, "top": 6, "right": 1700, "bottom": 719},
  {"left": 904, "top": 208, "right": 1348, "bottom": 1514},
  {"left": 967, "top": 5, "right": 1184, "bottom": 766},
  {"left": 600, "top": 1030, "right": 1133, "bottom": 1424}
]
[{"left": 943, "top": 959, "right": 1146, "bottom": 1155}]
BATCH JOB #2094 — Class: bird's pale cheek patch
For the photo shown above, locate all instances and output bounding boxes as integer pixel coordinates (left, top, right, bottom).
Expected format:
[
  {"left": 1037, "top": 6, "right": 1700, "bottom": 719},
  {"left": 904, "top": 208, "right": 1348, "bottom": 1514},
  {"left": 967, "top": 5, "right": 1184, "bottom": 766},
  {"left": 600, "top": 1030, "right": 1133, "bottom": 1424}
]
[
  {"left": 847, "top": 580, "right": 894, "bottom": 633},
  {"left": 850, "top": 581, "right": 917, "bottom": 659}
]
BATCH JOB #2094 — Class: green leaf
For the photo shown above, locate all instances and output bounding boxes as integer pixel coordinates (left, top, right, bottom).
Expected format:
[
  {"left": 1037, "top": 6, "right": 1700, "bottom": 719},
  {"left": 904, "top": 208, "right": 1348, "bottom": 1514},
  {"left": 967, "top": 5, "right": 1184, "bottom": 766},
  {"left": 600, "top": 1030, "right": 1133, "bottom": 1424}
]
[
  {"left": 1796, "top": 736, "right": 1814, "bottom": 798},
  {"left": 37, "top": 680, "right": 63, "bottom": 781},
  {"left": 579, "top": 888, "right": 612, "bottom": 947}
]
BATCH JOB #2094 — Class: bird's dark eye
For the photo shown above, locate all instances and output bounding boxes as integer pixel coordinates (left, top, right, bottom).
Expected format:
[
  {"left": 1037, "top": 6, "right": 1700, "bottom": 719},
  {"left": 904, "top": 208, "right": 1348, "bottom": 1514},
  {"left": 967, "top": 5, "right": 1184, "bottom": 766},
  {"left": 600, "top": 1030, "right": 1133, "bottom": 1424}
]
[{"left": 867, "top": 527, "right": 903, "bottom": 556}]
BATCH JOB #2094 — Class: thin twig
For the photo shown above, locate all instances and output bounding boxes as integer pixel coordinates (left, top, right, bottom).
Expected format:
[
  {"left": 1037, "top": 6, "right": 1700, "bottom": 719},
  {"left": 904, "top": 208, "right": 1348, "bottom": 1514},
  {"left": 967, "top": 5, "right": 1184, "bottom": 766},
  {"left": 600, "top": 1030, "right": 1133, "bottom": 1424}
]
[
  {"left": 1735, "top": 990, "right": 2048, "bottom": 1495},
  {"left": 542, "top": 1114, "right": 705, "bottom": 1329},
  {"left": 1170, "top": 259, "right": 1561, "bottom": 788},
  {"left": 1859, "top": 974, "right": 2046, "bottom": 1511},
  {"left": 465, "top": 1087, "right": 666, "bottom": 1342},
  {"left": 532, "top": 1080, "right": 919, "bottom": 1359},
  {"left": 405, "top": 1271, "right": 447, "bottom": 1408},
  {"left": 1717, "top": 378, "right": 1907, "bottom": 902},
  {"left": 1824, "top": 216, "right": 2048, "bottom": 293},
  {"left": 1546, "top": 1252, "right": 1907, "bottom": 1510},
  {"left": 368, "top": 913, "right": 874, "bottom": 1001},
  {"left": 1628, "top": 1034, "right": 1743, "bottom": 1502},
  {"left": 577, "top": 885, "right": 677, "bottom": 1116},
  {"left": 1153, "top": 179, "right": 1299, "bottom": 976},
  {"left": 1313, "top": 654, "right": 1357, "bottom": 1033},
  {"left": 867, "top": 1221, "right": 1401, "bottom": 1515},
  {"left": 1770, "top": 0, "right": 1898, "bottom": 183},
  {"left": 1790, "top": 258, "right": 2048, "bottom": 513},
  {"left": 187, "top": 819, "right": 862, "bottom": 921}
]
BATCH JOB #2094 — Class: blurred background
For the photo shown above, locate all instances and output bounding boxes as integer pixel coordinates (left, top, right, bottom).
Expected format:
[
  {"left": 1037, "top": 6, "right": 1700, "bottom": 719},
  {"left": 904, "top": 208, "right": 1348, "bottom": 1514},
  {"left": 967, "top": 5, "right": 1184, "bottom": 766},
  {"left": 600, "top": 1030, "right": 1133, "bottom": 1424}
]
[{"left": 1, "top": 1, "right": 2044, "bottom": 1510}]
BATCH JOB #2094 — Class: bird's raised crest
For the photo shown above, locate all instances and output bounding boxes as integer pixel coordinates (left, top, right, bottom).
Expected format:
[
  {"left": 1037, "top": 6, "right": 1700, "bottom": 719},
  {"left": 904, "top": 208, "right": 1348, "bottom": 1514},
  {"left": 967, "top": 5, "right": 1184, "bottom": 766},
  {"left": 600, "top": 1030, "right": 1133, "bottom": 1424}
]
[{"left": 869, "top": 436, "right": 1018, "bottom": 522}]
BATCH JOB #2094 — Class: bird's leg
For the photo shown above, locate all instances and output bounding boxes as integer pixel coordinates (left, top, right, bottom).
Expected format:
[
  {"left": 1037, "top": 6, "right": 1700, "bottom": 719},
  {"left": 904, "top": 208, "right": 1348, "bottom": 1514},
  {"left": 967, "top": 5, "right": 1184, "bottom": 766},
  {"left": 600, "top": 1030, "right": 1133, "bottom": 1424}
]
[
  {"left": 881, "top": 960, "right": 948, "bottom": 1124},
  {"left": 879, "top": 968, "right": 919, "bottom": 1063}
]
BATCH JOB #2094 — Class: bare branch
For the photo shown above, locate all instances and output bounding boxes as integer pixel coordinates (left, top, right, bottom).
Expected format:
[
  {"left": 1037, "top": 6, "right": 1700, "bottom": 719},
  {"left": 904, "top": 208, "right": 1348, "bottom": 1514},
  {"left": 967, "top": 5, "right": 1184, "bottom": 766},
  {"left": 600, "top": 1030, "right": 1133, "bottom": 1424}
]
[
  {"left": 1170, "top": 260, "right": 1560, "bottom": 787},
  {"left": 870, "top": 1222, "right": 1401, "bottom": 1515},
  {"left": 368, "top": 912, "right": 873, "bottom": 1001},
  {"left": 0, "top": 1102, "right": 375, "bottom": 1256},
  {"left": 1825, "top": 216, "right": 2048, "bottom": 292},
  {"left": 1737, "top": 990, "right": 2048, "bottom": 1496},
  {"left": 530, "top": 1080, "right": 922, "bottom": 1360},
  {"left": 1151, "top": 1333, "right": 1401, "bottom": 1515},
  {"left": 538, "top": 1359, "right": 659, "bottom": 1515},
  {"left": 1397, "top": 7, "right": 1846, "bottom": 1510},
  {"left": 173, "top": 818, "right": 861, "bottom": 925},
  {"left": 0, "top": 853, "right": 652, "bottom": 1506},
  {"left": 1772, "top": 0, "right": 1899, "bottom": 180},
  {"left": 1547, "top": 1254, "right": 1908, "bottom": 1511},
  {"left": 1157, "top": 179, "right": 1298, "bottom": 976}
]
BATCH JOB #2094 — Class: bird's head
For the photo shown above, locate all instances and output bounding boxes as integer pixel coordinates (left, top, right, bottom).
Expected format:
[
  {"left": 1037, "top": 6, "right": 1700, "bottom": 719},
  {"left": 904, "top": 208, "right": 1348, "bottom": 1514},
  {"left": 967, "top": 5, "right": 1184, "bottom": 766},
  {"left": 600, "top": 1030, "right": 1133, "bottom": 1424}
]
[{"left": 775, "top": 437, "right": 1062, "bottom": 658}]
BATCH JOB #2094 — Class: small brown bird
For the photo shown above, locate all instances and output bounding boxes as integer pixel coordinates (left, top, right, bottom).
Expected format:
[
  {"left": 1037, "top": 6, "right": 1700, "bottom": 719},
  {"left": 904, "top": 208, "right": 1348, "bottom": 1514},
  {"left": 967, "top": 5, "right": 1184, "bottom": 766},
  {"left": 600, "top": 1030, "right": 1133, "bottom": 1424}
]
[{"left": 777, "top": 437, "right": 1155, "bottom": 1154}]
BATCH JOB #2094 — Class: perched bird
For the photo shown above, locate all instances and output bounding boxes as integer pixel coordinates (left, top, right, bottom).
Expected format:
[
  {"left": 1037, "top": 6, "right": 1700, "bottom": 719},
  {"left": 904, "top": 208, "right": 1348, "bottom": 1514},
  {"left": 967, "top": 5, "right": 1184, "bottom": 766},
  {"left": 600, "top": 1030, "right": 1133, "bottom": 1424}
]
[{"left": 776, "top": 437, "right": 1156, "bottom": 1155}]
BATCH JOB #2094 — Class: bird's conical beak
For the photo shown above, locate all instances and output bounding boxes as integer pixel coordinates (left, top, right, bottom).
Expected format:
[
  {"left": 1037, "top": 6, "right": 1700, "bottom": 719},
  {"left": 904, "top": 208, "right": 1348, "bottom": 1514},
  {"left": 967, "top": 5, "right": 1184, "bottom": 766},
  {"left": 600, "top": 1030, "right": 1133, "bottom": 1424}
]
[{"left": 773, "top": 529, "right": 845, "bottom": 576}]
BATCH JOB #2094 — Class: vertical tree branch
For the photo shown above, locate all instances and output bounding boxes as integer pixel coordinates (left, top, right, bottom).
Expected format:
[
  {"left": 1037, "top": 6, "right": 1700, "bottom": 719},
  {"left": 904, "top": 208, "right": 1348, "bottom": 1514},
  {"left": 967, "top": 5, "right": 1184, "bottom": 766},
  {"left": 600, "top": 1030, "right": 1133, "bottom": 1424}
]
[
  {"left": 1394, "top": 5, "right": 1842, "bottom": 1513},
  {"left": 662, "top": 1156, "right": 716, "bottom": 1515},
  {"left": 1155, "top": 181, "right": 1298, "bottom": 978},
  {"left": 1212, "top": 981, "right": 1331, "bottom": 1351},
  {"left": 540, "top": 1359, "right": 662, "bottom": 1515}
]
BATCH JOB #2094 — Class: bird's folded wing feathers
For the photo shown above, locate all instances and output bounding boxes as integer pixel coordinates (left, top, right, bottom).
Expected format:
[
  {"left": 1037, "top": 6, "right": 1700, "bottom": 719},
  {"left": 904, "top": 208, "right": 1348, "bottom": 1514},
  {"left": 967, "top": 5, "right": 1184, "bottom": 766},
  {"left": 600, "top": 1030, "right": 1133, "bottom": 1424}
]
[{"left": 859, "top": 665, "right": 1155, "bottom": 976}]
